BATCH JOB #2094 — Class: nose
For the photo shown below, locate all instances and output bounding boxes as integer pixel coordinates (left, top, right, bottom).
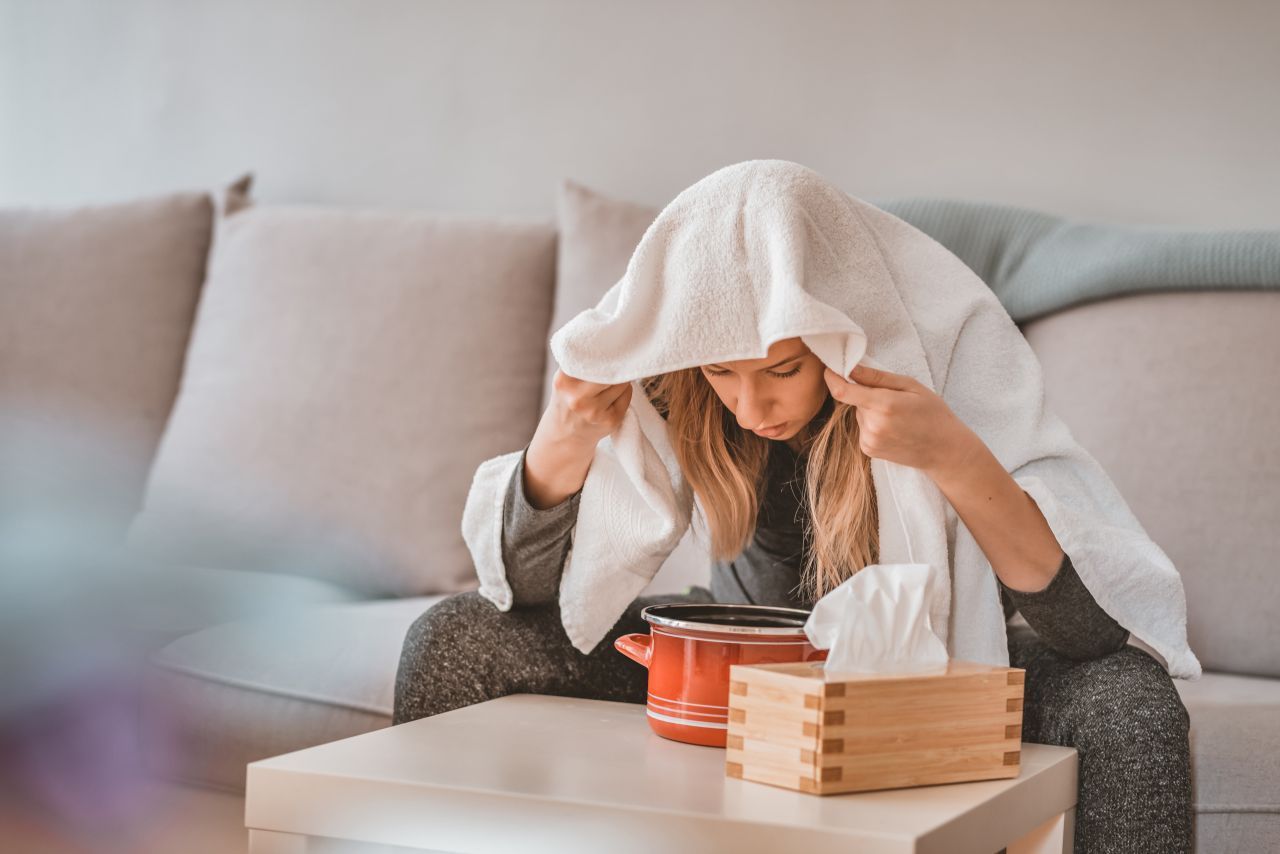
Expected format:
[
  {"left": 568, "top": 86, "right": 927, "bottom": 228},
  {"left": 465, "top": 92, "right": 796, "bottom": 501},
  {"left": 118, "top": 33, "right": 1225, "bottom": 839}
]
[{"left": 735, "top": 380, "right": 776, "bottom": 430}]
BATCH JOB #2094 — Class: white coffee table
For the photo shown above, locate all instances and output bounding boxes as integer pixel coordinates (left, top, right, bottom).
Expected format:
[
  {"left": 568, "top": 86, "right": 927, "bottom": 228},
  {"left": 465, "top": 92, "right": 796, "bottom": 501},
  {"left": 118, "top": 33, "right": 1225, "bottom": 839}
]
[{"left": 245, "top": 694, "right": 1077, "bottom": 854}]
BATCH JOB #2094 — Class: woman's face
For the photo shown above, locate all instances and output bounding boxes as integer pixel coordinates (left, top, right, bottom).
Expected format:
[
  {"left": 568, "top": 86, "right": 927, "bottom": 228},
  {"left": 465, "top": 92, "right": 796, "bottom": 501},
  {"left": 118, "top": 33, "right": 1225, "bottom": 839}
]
[{"left": 698, "top": 338, "right": 831, "bottom": 446}]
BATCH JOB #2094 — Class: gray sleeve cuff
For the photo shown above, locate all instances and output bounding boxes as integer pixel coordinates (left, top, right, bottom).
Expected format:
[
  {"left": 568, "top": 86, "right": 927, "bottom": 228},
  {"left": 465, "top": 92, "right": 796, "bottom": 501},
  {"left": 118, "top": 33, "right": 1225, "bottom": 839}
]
[
  {"left": 1000, "top": 551, "right": 1131, "bottom": 661},
  {"left": 499, "top": 444, "right": 582, "bottom": 607}
]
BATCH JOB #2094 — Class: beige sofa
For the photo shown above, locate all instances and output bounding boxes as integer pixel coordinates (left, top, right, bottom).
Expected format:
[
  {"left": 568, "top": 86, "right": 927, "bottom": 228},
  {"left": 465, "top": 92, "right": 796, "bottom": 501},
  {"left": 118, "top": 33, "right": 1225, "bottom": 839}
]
[{"left": 1, "top": 176, "right": 1276, "bottom": 853}]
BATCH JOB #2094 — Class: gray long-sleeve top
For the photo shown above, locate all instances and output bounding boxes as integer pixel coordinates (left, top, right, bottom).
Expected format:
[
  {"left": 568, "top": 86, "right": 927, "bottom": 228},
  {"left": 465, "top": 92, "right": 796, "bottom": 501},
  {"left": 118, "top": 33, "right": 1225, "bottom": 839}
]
[{"left": 500, "top": 427, "right": 1130, "bottom": 661}]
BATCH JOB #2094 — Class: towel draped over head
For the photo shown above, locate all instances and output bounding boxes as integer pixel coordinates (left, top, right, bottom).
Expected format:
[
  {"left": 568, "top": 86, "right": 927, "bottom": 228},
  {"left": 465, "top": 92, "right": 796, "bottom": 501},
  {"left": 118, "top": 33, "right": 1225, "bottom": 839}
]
[{"left": 461, "top": 159, "right": 1200, "bottom": 678}]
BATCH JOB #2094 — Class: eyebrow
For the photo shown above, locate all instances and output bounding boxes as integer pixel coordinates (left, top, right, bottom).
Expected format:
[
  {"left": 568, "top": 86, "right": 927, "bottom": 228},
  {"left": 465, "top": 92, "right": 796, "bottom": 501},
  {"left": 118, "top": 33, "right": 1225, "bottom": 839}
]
[{"left": 706, "top": 354, "right": 805, "bottom": 371}]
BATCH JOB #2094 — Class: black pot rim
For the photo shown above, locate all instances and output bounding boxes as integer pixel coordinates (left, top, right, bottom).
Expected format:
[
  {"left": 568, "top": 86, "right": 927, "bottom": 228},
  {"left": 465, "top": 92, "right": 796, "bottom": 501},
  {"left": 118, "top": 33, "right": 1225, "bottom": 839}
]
[{"left": 639, "top": 602, "right": 813, "bottom": 636}]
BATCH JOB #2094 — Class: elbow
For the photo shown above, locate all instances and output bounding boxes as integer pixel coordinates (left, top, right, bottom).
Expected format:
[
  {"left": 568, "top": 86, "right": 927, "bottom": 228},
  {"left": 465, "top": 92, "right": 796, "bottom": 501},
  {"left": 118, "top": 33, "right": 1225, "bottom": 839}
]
[{"left": 1056, "top": 627, "right": 1132, "bottom": 662}]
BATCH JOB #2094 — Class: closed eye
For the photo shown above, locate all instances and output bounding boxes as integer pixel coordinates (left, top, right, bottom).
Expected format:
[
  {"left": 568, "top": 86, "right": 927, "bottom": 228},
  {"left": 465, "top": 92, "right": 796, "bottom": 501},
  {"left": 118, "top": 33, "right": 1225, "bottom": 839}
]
[{"left": 705, "top": 365, "right": 802, "bottom": 379}]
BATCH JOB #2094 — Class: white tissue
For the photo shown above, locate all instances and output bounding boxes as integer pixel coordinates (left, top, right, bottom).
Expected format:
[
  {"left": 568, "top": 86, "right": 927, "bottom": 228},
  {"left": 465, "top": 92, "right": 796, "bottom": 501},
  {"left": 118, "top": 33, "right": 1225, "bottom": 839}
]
[{"left": 803, "top": 563, "right": 950, "bottom": 673}]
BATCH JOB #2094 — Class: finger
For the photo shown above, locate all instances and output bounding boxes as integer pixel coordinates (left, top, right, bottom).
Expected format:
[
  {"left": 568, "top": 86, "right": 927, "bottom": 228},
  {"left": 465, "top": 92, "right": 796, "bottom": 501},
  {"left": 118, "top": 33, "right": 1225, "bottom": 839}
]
[
  {"left": 558, "top": 367, "right": 618, "bottom": 392},
  {"left": 825, "top": 367, "right": 882, "bottom": 407},
  {"left": 603, "top": 387, "right": 632, "bottom": 425},
  {"left": 577, "top": 377, "right": 625, "bottom": 400},
  {"left": 557, "top": 372, "right": 607, "bottom": 400},
  {"left": 849, "top": 362, "right": 915, "bottom": 391},
  {"left": 602, "top": 381, "right": 632, "bottom": 410}
]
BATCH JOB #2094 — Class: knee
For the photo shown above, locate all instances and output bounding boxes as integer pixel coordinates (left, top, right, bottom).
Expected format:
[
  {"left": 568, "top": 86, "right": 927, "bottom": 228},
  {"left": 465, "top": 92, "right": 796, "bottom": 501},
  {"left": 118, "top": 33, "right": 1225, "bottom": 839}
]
[
  {"left": 1060, "top": 647, "right": 1190, "bottom": 755},
  {"left": 399, "top": 590, "right": 506, "bottom": 658},
  {"left": 393, "top": 591, "right": 511, "bottom": 725}
]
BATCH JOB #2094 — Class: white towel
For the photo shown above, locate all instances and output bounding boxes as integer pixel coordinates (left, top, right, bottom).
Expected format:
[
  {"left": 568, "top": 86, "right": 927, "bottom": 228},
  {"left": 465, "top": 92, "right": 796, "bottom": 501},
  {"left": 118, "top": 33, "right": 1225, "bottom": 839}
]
[{"left": 461, "top": 159, "right": 1201, "bottom": 679}]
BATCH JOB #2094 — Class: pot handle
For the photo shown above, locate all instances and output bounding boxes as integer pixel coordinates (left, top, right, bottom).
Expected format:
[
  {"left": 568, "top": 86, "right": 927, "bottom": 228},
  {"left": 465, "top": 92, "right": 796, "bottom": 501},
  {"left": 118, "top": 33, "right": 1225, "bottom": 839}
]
[{"left": 613, "top": 633, "right": 653, "bottom": 668}]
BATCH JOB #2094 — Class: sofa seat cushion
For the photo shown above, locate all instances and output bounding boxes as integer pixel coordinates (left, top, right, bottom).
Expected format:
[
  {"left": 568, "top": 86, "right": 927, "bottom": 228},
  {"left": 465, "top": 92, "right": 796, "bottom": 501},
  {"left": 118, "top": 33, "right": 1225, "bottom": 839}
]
[
  {"left": 1175, "top": 671, "right": 1280, "bottom": 852},
  {"left": 134, "top": 564, "right": 368, "bottom": 653},
  {"left": 141, "top": 595, "right": 445, "bottom": 792}
]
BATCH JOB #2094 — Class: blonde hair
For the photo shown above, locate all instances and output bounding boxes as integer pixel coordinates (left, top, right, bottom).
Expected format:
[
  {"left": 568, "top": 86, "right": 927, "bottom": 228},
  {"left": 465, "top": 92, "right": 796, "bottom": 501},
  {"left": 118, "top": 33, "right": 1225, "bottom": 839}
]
[{"left": 640, "top": 368, "right": 878, "bottom": 605}]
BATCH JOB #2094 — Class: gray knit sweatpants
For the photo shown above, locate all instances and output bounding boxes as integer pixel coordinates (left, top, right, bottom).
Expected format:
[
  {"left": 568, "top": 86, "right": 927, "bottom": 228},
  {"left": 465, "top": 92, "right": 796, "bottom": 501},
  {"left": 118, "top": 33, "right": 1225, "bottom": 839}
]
[{"left": 392, "top": 588, "right": 1192, "bottom": 854}]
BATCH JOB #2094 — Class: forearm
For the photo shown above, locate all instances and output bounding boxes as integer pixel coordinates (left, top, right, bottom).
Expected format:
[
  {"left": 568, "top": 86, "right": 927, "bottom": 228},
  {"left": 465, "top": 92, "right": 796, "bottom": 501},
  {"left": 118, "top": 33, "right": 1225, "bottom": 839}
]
[
  {"left": 1000, "top": 551, "right": 1130, "bottom": 660},
  {"left": 524, "top": 413, "right": 597, "bottom": 509},
  {"left": 501, "top": 445, "right": 581, "bottom": 607},
  {"left": 926, "top": 431, "right": 1064, "bottom": 593}
]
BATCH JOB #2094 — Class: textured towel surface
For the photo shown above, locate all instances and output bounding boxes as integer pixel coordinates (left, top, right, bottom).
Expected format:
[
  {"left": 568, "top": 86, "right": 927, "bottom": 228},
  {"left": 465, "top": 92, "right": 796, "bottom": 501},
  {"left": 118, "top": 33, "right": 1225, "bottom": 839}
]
[{"left": 461, "top": 159, "right": 1200, "bottom": 678}]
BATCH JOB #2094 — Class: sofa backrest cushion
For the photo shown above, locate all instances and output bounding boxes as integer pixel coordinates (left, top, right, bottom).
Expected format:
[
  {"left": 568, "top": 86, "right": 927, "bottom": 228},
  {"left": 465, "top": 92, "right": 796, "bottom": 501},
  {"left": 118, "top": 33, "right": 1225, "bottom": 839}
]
[
  {"left": 128, "top": 195, "right": 557, "bottom": 597},
  {"left": 544, "top": 179, "right": 658, "bottom": 412},
  {"left": 1022, "top": 291, "right": 1280, "bottom": 677},
  {"left": 556, "top": 180, "right": 1279, "bottom": 669},
  {"left": 0, "top": 190, "right": 213, "bottom": 526}
]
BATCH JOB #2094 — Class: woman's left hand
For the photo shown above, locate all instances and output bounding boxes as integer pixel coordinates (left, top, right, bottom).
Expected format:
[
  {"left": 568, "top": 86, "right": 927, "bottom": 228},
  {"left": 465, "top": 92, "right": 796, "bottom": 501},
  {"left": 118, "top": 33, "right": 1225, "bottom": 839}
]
[{"left": 824, "top": 363, "right": 981, "bottom": 478}]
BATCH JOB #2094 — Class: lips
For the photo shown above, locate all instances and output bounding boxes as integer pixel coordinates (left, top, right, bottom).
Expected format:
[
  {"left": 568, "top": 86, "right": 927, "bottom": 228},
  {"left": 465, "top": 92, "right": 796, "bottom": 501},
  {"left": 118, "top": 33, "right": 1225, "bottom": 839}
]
[{"left": 754, "top": 422, "right": 787, "bottom": 436}]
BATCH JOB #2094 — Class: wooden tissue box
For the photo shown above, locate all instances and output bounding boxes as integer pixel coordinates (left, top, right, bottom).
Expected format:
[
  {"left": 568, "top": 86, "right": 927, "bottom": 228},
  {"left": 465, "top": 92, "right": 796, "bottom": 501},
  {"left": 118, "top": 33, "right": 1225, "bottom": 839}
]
[{"left": 725, "top": 660, "right": 1025, "bottom": 795}]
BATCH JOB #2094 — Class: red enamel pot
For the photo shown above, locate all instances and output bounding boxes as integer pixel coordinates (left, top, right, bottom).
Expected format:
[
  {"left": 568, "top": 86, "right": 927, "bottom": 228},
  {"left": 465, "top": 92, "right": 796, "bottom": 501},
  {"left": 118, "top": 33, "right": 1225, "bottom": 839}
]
[{"left": 614, "top": 603, "right": 828, "bottom": 748}]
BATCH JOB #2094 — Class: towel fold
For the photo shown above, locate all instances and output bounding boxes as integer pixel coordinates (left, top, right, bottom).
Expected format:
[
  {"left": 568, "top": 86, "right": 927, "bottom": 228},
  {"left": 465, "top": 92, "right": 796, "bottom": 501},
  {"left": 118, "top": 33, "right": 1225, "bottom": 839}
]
[{"left": 461, "top": 159, "right": 1200, "bottom": 679}]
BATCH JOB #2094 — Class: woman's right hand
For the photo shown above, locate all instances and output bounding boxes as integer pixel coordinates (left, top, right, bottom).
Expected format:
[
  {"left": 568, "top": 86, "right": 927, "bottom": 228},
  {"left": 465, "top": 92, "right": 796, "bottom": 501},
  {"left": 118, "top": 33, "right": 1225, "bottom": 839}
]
[{"left": 544, "top": 368, "right": 633, "bottom": 448}]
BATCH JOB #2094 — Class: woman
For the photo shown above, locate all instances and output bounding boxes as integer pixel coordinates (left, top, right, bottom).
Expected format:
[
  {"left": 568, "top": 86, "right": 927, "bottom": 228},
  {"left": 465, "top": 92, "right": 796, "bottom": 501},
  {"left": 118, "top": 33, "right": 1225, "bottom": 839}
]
[
  {"left": 395, "top": 335, "right": 1192, "bottom": 854},
  {"left": 403, "top": 157, "right": 1195, "bottom": 852}
]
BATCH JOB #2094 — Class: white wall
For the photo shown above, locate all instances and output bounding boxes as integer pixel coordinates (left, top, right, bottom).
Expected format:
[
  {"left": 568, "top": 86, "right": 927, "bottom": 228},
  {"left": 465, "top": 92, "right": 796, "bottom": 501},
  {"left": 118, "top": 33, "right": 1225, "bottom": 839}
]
[{"left": 3, "top": 0, "right": 1278, "bottom": 227}]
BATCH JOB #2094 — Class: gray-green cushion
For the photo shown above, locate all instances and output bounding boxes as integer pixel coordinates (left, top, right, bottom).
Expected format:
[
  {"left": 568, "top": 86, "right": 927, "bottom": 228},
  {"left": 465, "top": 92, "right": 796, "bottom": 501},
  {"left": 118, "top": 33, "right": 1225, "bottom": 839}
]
[{"left": 873, "top": 198, "right": 1280, "bottom": 322}]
